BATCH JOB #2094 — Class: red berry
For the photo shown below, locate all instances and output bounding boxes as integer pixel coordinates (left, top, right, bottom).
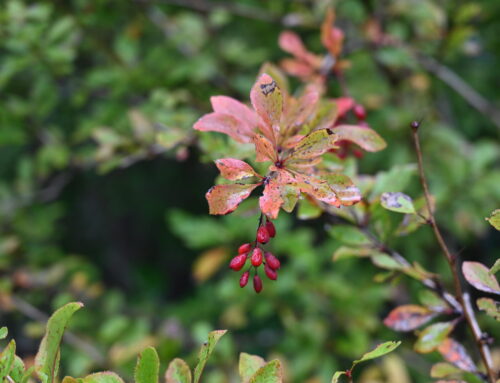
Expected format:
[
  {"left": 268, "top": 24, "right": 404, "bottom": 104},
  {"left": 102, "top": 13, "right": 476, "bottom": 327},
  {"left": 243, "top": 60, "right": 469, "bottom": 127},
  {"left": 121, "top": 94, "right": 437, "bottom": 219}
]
[
  {"left": 253, "top": 275, "right": 263, "bottom": 293},
  {"left": 264, "top": 264, "right": 277, "bottom": 280},
  {"left": 257, "top": 226, "right": 270, "bottom": 244},
  {"left": 265, "top": 221, "right": 276, "bottom": 238},
  {"left": 251, "top": 248, "right": 263, "bottom": 267},
  {"left": 238, "top": 243, "right": 252, "bottom": 254},
  {"left": 229, "top": 254, "right": 247, "bottom": 271},
  {"left": 265, "top": 252, "right": 280, "bottom": 270},
  {"left": 353, "top": 104, "right": 366, "bottom": 120},
  {"left": 239, "top": 271, "right": 249, "bottom": 287}
]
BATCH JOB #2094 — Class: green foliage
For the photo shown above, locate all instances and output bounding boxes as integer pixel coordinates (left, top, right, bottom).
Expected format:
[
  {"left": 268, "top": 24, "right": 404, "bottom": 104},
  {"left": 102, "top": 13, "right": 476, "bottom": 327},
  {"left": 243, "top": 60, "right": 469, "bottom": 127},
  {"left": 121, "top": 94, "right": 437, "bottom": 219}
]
[
  {"left": 134, "top": 347, "right": 159, "bottom": 383},
  {"left": 193, "top": 330, "right": 227, "bottom": 383}
]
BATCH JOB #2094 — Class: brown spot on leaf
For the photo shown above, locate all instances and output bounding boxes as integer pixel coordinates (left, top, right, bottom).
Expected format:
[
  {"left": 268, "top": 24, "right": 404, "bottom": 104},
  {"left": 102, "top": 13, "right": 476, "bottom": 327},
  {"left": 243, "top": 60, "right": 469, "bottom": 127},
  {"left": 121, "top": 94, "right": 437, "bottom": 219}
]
[{"left": 260, "top": 80, "right": 277, "bottom": 96}]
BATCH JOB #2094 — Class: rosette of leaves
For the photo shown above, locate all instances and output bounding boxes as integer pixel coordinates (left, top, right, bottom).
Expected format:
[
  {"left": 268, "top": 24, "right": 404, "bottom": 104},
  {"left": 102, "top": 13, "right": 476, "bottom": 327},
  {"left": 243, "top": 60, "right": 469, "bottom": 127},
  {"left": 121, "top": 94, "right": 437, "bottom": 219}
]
[{"left": 194, "top": 73, "right": 385, "bottom": 219}]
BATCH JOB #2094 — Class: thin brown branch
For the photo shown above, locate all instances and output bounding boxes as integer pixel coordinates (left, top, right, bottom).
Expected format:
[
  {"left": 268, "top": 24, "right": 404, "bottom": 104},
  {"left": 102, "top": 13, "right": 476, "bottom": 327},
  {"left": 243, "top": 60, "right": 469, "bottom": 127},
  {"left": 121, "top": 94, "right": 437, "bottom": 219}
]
[
  {"left": 9, "top": 295, "right": 107, "bottom": 366},
  {"left": 411, "top": 122, "right": 496, "bottom": 383}
]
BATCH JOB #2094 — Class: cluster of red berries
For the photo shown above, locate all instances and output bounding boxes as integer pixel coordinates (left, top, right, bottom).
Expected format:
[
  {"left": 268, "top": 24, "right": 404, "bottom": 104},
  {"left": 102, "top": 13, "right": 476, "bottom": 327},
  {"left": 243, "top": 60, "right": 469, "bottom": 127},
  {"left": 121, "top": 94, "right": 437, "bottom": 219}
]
[{"left": 229, "top": 218, "right": 280, "bottom": 293}]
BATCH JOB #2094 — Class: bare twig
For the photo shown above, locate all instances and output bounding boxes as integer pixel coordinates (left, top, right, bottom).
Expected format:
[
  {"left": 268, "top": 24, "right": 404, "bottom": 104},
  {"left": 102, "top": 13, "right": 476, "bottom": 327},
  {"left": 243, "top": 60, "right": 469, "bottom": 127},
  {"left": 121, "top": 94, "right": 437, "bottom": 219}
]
[
  {"left": 9, "top": 296, "right": 107, "bottom": 366},
  {"left": 411, "top": 122, "right": 496, "bottom": 383}
]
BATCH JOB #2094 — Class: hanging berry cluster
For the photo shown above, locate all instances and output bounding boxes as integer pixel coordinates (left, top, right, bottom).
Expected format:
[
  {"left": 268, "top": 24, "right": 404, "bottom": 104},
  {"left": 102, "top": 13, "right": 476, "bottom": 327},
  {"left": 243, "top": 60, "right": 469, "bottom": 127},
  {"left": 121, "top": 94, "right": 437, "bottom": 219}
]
[
  {"left": 229, "top": 218, "right": 280, "bottom": 293},
  {"left": 193, "top": 10, "right": 386, "bottom": 292}
]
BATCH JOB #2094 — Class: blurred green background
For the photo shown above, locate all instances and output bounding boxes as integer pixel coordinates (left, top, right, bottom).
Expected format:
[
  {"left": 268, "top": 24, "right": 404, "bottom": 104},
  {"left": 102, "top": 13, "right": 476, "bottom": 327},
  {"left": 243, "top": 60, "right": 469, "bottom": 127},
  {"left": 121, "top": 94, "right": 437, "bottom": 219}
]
[{"left": 0, "top": 0, "right": 498, "bottom": 382}]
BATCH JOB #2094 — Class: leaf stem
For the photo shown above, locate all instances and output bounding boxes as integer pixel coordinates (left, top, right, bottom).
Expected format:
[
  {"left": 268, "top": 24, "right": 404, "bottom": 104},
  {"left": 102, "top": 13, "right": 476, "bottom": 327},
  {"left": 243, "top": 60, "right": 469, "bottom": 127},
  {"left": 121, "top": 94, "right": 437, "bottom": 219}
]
[{"left": 411, "top": 123, "right": 496, "bottom": 383}]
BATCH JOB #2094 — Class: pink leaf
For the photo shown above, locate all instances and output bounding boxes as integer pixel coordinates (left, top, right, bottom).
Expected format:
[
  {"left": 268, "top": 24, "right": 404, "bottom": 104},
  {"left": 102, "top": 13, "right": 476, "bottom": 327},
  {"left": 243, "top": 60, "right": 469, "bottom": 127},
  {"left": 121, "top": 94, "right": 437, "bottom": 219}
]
[
  {"left": 283, "top": 85, "right": 320, "bottom": 130},
  {"left": 206, "top": 183, "right": 259, "bottom": 215},
  {"left": 215, "top": 159, "right": 259, "bottom": 181},
  {"left": 250, "top": 73, "right": 283, "bottom": 134},
  {"left": 280, "top": 59, "right": 316, "bottom": 79},
  {"left": 279, "top": 31, "right": 308, "bottom": 58},
  {"left": 333, "top": 125, "right": 387, "bottom": 152},
  {"left": 333, "top": 97, "right": 354, "bottom": 117},
  {"left": 462, "top": 261, "right": 500, "bottom": 295},
  {"left": 383, "top": 305, "right": 437, "bottom": 332},
  {"left": 259, "top": 179, "right": 283, "bottom": 219},
  {"left": 253, "top": 134, "right": 277, "bottom": 163},
  {"left": 193, "top": 113, "right": 253, "bottom": 143},
  {"left": 210, "top": 96, "right": 259, "bottom": 135},
  {"left": 321, "top": 9, "right": 344, "bottom": 57},
  {"left": 437, "top": 338, "right": 476, "bottom": 372}
]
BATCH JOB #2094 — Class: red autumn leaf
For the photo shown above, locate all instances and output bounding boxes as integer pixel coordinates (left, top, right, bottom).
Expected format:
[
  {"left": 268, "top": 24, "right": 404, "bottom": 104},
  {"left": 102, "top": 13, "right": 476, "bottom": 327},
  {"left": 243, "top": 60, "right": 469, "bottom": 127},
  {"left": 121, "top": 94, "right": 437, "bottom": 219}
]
[
  {"left": 259, "top": 179, "right": 283, "bottom": 219},
  {"left": 332, "top": 124, "right": 387, "bottom": 152},
  {"left": 280, "top": 58, "right": 316, "bottom": 79},
  {"left": 206, "top": 183, "right": 259, "bottom": 215},
  {"left": 250, "top": 73, "right": 283, "bottom": 132},
  {"left": 283, "top": 85, "right": 320, "bottom": 131},
  {"left": 437, "top": 338, "right": 476, "bottom": 372},
  {"left": 193, "top": 113, "right": 254, "bottom": 144},
  {"left": 383, "top": 304, "right": 437, "bottom": 332},
  {"left": 293, "top": 173, "right": 341, "bottom": 207},
  {"left": 211, "top": 96, "right": 260, "bottom": 134},
  {"left": 215, "top": 159, "right": 259, "bottom": 181},
  {"left": 253, "top": 134, "right": 278, "bottom": 163},
  {"left": 333, "top": 97, "right": 355, "bottom": 117},
  {"left": 462, "top": 261, "right": 500, "bottom": 295},
  {"left": 287, "top": 129, "right": 338, "bottom": 160}
]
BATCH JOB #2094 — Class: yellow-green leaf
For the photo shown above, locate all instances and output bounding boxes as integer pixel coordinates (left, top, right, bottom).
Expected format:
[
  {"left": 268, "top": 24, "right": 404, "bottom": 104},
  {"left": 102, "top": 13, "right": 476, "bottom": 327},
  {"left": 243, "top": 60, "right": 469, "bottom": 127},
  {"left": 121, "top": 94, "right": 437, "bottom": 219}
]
[
  {"left": 249, "top": 359, "right": 283, "bottom": 383},
  {"left": 239, "top": 353, "right": 266, "bottom": 383},
  {"left": 333, "top": 125, "right": 386, "bottom": 152},
  {"left": 165, "top": 358, "right": 191, "bottom": 383},
  {"left": 352, "top": 341, "right": 401, "bottom": 366},
  {"left": 0, "top": 339, "right": 16, "bottom": 380},
  {"left": 485, "top": 209, "right": 500, "bottom": 230},
  {"left": 380, "top": 192, "right": 416, "bottom": 214},
  {"left": 477, "top": 298, "right": 500, "bottom": 321},
  {"left": 35, "top": 302, "right": 84, "bottom": 383},
  {"left": 134, "top": 347, "right": 159, "bottom": 383},
  {"left": 414, "top": 322, "right": 455, "bottom": 353},
  {"left": 193, "top": 330, "right": 227, "bottom": 383},
  {"left": 462, "top": 261, "right": 500, "bottom": 295}
]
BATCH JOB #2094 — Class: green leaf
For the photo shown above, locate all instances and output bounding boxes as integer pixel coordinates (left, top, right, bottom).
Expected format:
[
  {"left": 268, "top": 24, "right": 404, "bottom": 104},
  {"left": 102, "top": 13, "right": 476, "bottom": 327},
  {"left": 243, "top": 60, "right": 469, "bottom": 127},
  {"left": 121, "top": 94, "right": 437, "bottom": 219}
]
[
  {"left": 352, "top": 341, "right": 401, "bottom": 367},
  {"left": 82, "top": 372, "right": 125, "bottom": 383},
  {"left": 430, "top": 362, "right": 462, "bottom": 378},
  {"left": 370, "top": 253, "right": 405, "bottom": 270},
  {"left": 165, "top": 358, "right": 192, "bottom": 383},
  {"left": 476, "top": 298, "right": 500, "bottom": 321},
  {"left": 35, "top": 302, "right": 84, "bottom": 383},
  {"left": 370, "top": 164, "right": 417, "bottom": 199},
  {"left": 239, "top": 353, "right": 266, "bottom": 383},
  {"left": 329, "top": 225, "right": 372, "bottom": 246},
  {"left": 10, "top": 356, "right": 26, "bottom": 383},
  {"left": 333, "top": 125, "right": 387, "bottom": 152},
  {"left": 134, "top": 347, "right": 159, "bottom": 383},
  {"left": 249, "top": 359, "right": 283, "bottom": 383},
  {"left": 485, "top": 209, "right": 500, "bottom": 230},
  {"left": 332, "top": 246, "right": 374, "bottom": 261},
  {"left": 380, "top": 192, "right": 416, "bottom": 214},
  {"left": 297, "top": 197, "right": 322, "bottom": 220},
  {"left": 0, "top": 339, "right": 16, "bottom": 380},
  {"left": 414, "top": 322, "right": 455, "bottom": 353},
  {"left": 462, "top": 261, "right": 500, "bottom": 295},
  {"left": 331, "top": 371, "right": 346, "bottom": 383},
  {"left": 0, "top": 327, "right": 7, "bottom": 339},
  {"left": 193, "top": 330, "right": 227, "bottom": 383}
]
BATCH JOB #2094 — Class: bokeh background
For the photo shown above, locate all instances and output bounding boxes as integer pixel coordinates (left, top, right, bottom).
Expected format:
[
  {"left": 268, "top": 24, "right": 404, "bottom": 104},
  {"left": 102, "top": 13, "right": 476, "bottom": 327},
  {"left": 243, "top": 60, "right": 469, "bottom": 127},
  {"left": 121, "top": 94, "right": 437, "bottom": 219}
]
[{"left": 0, "top": 0, "right": 499, "bottom": 382}]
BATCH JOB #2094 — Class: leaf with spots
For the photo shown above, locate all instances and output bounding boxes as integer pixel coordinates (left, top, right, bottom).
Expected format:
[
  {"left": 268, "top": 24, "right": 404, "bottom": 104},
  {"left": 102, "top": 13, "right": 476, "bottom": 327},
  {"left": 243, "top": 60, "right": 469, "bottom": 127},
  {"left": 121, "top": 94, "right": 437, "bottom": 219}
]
[
  {"left": 215, "top": 159, "right": 259, "bottom": 181},
  {"left": 287, "top": 129, "right": 338, "bottom": 160},
  {"left": 384, "top": 305, "right": 437, "bottom": 332},
  {"left": 250, "top": 73, "right": 283, "bottom": 130},
  {"left": 322, "top": 173, "right": 361, "bottom": 206},
  {"left": 259, "top": 179, "right": 284, "bottom": 220},
  {"left": 462, "top": 261, "right": 500, "bottom": 295},
  {"left": 437, "top": 338, "right": 477, "bottom": 372},
  {"left": 35, "top": 302, "right": 84, "bottom": 383},
  {"left": 239, "top": 353, "right": 266, "bottom": 383},
  {"left": 165, "top": 358, "right": 192, "bottom": 383},
  {"left": 253, "top": 134, "right": 277, "bottom": 163},
  {"left": 249, "top": 359, "right": 283, "bottom": 383},
  {"left": 414, "top": 322, "right": 455, "bottom": 353},
  {"left": 193, "top": 330, "right": 227, "bottom": 383},
  {"left": 333, "top": 125, "right": 387, "bottom": 152},
  {"left": 0, "top": 339, "right": 16, "bottom": 381},
  {"left": 485, "top": 209, "right": 500, "bottom": 230},
  {"left": 206, "top": 183, "right": 259, "bottom": 215},
  {"left": 381, "top": 192, "right": 416, "bottom": 214}
]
